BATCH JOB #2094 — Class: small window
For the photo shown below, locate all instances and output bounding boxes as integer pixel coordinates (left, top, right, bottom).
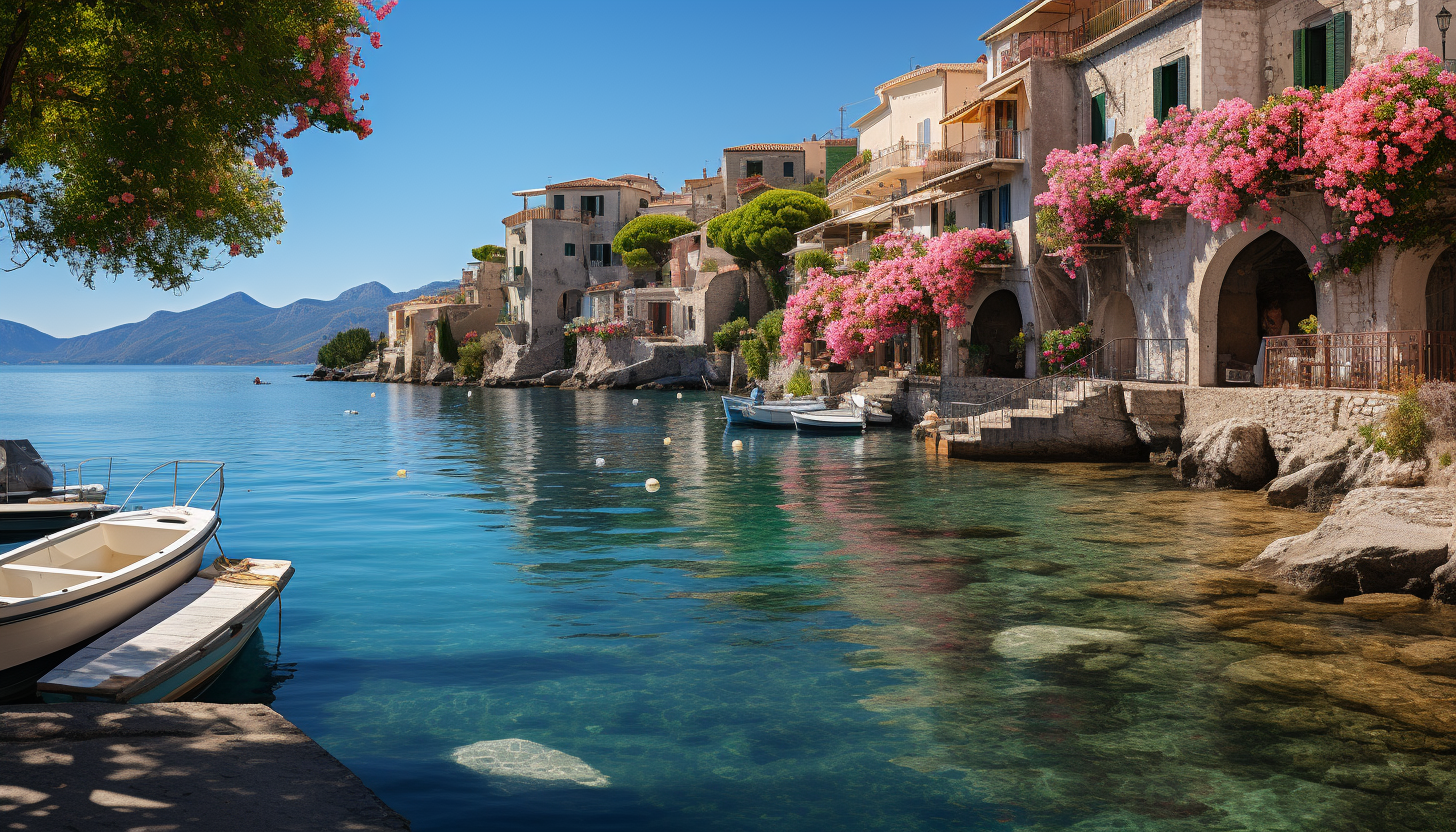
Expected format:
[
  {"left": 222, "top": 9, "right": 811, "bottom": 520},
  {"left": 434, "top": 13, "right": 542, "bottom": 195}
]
[
  {"left": 564, "top": 243, "right": 576, "bottom": 256},
  {"left": 589, "top": 243, "right": 611, "bottom": 265},
  {"left": 746, "top": 160, "right": 763, "bottom": 177},
  {"left": 978, "top": 190, "right": 993, "bottom": 228},
  {"left": 553, "top": 194, "right": 565, "bottom": 210},
  {"left": 783, "top": 161, "right": 794, "bottom": 178},
  {"left": 580, "top": 195, "right": 604, "bottom": 216},
  {"left": 1294, "top": 13, "right": 1349, "bottom": 89},
  {"left": 1152, "top": 56, "right": 1189, "bottom": 122}
]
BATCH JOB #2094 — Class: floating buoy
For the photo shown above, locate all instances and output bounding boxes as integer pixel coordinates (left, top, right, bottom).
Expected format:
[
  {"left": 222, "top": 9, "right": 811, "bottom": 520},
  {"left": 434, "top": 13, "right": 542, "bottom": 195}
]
[
  {"left": 370, "top": 392, "right": 376, "bottom": 398},
  {"left": 467, "top": 391, "right": 472, "bottom": 397},
  {"left": 633, "top": 399, "right": 639, "bottom": 406},
  {"left": 594, "top": 457, "right": 605, "bottom": 467},
  {"left": 344, "top": 410, "right": 358, "bottom": 415},
  {"left": 732, "top": 439, "right": 743, "bottom": 451},
  {"left": 645, "top": 478, "right": 660, "bottom": 492},
  {"left": 396, "top": 469, "right": 407, "bottom": 478},
  {"left": 663, "top": 437, "right": 672, "bottom": 446},
  {"left": 677, "top": 392, "right": 683, "bottom": 399}
]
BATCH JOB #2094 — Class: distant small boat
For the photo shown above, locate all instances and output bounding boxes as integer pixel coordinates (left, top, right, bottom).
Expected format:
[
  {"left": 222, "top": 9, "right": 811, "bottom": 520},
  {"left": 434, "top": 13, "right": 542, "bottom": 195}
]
[
  {"left": 722, "top": 395, "right": 825, "bottom": 428},
  {"left": 792, "top": 409, "right": 865, "bottom": 433},
  {"left": 0, "top": 442, "right": 119, "bottom": 543},
  {"left": 850, "top": 394, "right": 894, "bottom": 426}
]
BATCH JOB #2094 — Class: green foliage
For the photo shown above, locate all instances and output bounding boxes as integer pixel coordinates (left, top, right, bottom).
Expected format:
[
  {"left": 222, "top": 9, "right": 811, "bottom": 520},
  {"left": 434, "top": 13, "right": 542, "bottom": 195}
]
[
  {"left": 786, "top": 366, "right": 812, "bottom": 397},
  {"left": 850, "top": 260, "right": 870, "bottom": 273},
  {"left": 795, "top": 177, "right": 827, "bottom": 198},
  {"left": 794, "top": 250, "right": 835, "bottom": 275},
  {"left": 1298, "top": 314, "right": 1320, "bottom": 334},
  {"left": 472, "top": 244, "right": 506, "bottom": 262},
  {"left": 612, "top": 214, "right": 697, "bottom": 269},
  {"left": 455, "top": 340, "right": 485, "bottom": 380},
  {"left": 700, "top": 258, "right": 719, "bottom": 272},
  {"left": 705, "top": 190, "right": 831, "bottom": 276},
  {"left": 740, "top": 336, "right": 769, "bottom": 380},
  {"left": 436, "top": 316, "right": 459, "bottom": 363},
  {"left": 757, "top": 309, "right": 784, "bottom": 355},
  {"left": 1040, "top": 322, "right": 1097, "bottom": 375},
  {"left": 1359, "top": 386, "right": 1428, "bottom": 461},
  {"left": 861, "top": 149, "right": 872, "bottom": 165},
  {"left": 915, "top": 359, "right": 941, "bottom": 376},
  {"left": 317, "top": 327, "right": 374, "bottom": 369},
  {"left": 963, "top": 342, "right": 991, "bottom": 355},
  {"left": 562, "top": 332, "right": 577, "bottom": 367},
  {"left": 1440, "top": 452, "right": 1452, "bottom": 468},
  {"left": 713, "top": 317, "right": 751, "bottom": 352},
  {"left": 0, "top": 1, "right": 383, "bottom": 290}
]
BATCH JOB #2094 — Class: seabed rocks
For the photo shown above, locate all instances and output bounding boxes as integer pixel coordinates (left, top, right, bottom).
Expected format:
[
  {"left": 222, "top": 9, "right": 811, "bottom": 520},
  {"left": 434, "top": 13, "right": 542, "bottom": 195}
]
[{"left": 451, "top": 738, "right": 610, "bottom": 789}]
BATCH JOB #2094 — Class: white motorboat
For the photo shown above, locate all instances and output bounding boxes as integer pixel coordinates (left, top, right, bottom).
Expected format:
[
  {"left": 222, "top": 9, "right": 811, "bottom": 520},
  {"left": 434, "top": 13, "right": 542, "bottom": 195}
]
[
  {"left": 0, "top": 461, "right": 223, "bottom": 699},
  {"left": 723, "top": 395, "right": 826, "bottom": 428},
  {"left": 0, "top": 443, "right": 119, "bottom": 542},
  {"left": 792, "top": 409, "right": 866, "bottom": 433},
  {"left": 850, "top": 394, "right": 894, "bottom": 426}
]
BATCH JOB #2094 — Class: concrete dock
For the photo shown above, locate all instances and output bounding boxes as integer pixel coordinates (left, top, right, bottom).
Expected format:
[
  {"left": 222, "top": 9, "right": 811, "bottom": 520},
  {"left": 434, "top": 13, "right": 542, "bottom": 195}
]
[{"left": 0, "top": 702, "right": 408, "bottom": 831}]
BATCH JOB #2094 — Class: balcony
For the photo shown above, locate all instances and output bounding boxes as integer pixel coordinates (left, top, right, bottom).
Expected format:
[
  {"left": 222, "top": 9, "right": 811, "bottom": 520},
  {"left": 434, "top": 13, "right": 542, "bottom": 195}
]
[
  {"left": 500, "top": 265, "right": 526, "bottom": 286},
  {"left": 827, "top": 141, "right": 936, "bottom": 203},
  {"left": 500, "top": 207, "right": 592, "bottom": 228},
  {"left": 989, "top": 0, "right": 1173, "bottom": 76},
  {"left": 923, "top": 130, "right": 1025, "bottom": 180}
]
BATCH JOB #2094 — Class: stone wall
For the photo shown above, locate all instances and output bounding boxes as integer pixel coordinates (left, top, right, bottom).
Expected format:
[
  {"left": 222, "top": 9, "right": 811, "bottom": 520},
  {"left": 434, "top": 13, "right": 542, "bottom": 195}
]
[
  {"left": 909, "top": 376, "right": 1030, "bottom": 422},
  {"left": 1180, "top": 385, "right": 1393, "bottom": 459}
]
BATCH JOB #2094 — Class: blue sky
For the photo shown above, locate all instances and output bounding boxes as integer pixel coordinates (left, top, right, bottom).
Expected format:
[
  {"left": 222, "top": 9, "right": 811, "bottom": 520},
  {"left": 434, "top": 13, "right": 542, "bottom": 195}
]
[{"left": 2, "top": 0, "right": 1009, "bottom": 337}]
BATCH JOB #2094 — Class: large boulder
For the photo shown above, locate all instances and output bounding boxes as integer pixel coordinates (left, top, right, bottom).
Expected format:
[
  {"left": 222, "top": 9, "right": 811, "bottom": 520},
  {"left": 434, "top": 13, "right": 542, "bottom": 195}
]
[
  {"left": 540, "top": 368, "right": 573, "bottom": 387},
  {"left": 1277, "top": 430, "right": 1359, "bottom": 477},
  {"left": 1176, "top": 418, "right": 1276, "bottom": 490},
  {"left": 1242, "top": 487, "right": 1455, "bottom": 599},
  {"left": 1339, "top": 444, "right": 1428, "bottom": 490},
  {"left": 1264, "top": 459, "right": 1346, "bottom": 509}
]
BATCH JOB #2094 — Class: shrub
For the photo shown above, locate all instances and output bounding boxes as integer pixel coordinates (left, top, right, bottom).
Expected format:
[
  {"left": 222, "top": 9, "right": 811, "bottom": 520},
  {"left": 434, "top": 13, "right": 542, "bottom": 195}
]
[
  {"left": 1358, "top": 386, "right": 1427, "bottom": 461},
  {"left": 1417, "top": 381, "right": 1456, "bottom": 440},
  {"left": 456, "top": 340, "right": 486, "bottom": 380},
  {"left": 1298, "top": 315, "right": 1319, "bottom": 334},
  {"left": 1040, "top": 323, "right": 1097, "bottom": 375},
  {"left": 786, "top": 366, "right": 812, "bottom": 396},
  {"left": 795, "top": 177, "right": 827, "bottom": 198},
  {"left": 1441, "top": 452, "right": 1453, "bottom": 468},
  {"left": 757, "top": 309, "right": 784, "bottom": 355},
  {"left": 436, "top": 316, "right": 459, "bottom": 363},
  {"left": 740, "top": 336, "right": 769, "bottom": 380},
  {"left": 612, "top": 214, "right": 698, "bottom": 273},
  {"left": 794, "top": 250, "right": 835, "bottom": 275},
  {"left": 713, "top": 317, "right": 751, "bottom": 352},
  {"left": 317, "top": 328, "right": 375, "bottom": 369},
  {"left": 705, "top": 190, "right": 831, "bottom": 276}
]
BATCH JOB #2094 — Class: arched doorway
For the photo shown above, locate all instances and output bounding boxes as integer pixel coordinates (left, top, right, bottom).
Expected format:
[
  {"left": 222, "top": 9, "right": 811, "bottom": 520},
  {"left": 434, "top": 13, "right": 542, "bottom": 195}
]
[
  {"left": 559, "top": 289, "right": 584, "bottom": 322},
  {"left": 970, "top": 289, "right": 1024, "bottom": 378},
  {"left": 1215, "top": 232, "right": 1316, "bottom": 385},
  {"left": 1427, "top": 247, "right": 1456, "bottom": 332},
  {"left": 1098, "top": 291, "right": 1137, "bottom": 377}
]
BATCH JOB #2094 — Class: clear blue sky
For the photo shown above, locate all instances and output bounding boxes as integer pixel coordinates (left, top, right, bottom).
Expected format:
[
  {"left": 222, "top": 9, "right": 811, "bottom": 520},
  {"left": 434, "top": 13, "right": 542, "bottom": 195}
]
[{"left": 2, "top": 0, "right": 1009, "bottom": 338}]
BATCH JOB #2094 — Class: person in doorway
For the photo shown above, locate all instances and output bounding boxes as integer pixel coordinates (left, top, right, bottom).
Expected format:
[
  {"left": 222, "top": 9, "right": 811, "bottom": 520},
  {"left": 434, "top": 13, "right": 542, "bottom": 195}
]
[{"left": 1253, "top": 301, "right": 1290, "bottom": 385}]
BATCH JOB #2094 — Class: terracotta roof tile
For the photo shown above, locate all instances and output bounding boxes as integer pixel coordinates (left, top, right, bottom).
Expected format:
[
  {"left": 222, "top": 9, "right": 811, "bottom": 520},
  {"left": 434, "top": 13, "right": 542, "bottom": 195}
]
[
  {"left": 736, "top": 175, "right": 775, "bottom": 196},
  {"left": 547, "top": 177, "right": 633, "bottom": 190},
  {"left": 585, "top": 281, "right": 620, "bottom": 293},
  {"left": 723, "top": 143, "right": 804, "bottom": 153}
]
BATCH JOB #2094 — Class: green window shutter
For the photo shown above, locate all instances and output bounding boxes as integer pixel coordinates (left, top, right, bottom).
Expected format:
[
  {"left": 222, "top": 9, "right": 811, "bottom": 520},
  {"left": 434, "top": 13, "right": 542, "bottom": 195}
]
[
  {"left": 1092, "top": 93, "right": 1106, "bottom": 143},
  {"left": 1176, "top": 55, "right": 1190, "bottom": 108},
  {"left": 1293, "top": 29, "right": 1306, "bottom": 88},
  {"left": 1329, "top": 12, "right": 1349, "bottom": 87},
  {"left": 1153, "top": 67, "right": 1164, "bottom": 121}
]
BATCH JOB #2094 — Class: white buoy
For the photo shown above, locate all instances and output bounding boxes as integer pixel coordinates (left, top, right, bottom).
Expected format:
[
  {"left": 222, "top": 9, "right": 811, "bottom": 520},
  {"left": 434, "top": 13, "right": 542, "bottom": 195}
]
[
  {"left": 370, "top": 392, "right": 376, "bottom": 398},
  {"left": 633, "top": 398, "right": 640, "bottom": 406},
  {"left": 396, "top": 469, "right": 407, "bottom": 478},
  {"left": 467, "top": 390, "right": 473, "bottom": 397},
  {"left": 645, "top": 478, "right": 660, "bottom": 492},
  {"left": 732, "top": 439, "right": 743, "bottom": 451},
  {"left": 595, "top": 457, "right": 605, "bottom": 467},
  {"left": 677, "top": 392, "right": 683, "bottom": 399},
  {"left": 663, "top": 437, "right": 672, "bottom": 446}
]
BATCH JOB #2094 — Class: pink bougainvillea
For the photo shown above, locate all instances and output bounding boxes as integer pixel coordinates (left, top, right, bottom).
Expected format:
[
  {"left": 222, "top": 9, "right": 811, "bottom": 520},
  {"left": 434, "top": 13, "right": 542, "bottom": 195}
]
[
  {"left": 1036, "top": 49, "right": 1456, "bottom": 277},
  {"left": 781, "top": 229, "right": 1011, "bottom": 363}
]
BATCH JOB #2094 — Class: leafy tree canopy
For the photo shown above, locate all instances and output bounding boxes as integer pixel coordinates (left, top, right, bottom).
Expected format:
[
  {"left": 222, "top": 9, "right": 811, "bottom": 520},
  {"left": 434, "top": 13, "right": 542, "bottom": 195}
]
[
  {"left": 794, "top": 177, "right": 826, "bottom": 198},
  {"left": 1, "top": 0, "right": 395, "bottom": 290},
  {"left": 611, "top": 214, "right": 697, "bottom": 270},
  {"left": 472, "top": 243, "right": 505, "bottom": 262},
  {"left": 317, "top": 326, "right": 374, "bottom": 368},
  {"left": 706, "top": 190, "right": 830, "bottom": 273}
]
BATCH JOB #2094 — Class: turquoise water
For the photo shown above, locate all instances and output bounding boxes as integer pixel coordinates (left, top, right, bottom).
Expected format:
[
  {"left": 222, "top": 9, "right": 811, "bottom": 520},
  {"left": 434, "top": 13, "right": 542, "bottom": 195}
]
[{"left": 4, "top": 365, "right": 1456, "bottom": 831}]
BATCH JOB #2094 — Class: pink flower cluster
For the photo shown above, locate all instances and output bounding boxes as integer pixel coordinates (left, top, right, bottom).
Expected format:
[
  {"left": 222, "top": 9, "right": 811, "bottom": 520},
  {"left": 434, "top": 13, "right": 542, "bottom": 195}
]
[
  {"left": 567, "top": 320, "right": 634, "bottom": 340},
  {"left": 781, "top": 228, "right": 1010, "bottom": 363},
  {"left": 1036, "top": 49, "right": 1456, "bottom": 276}
]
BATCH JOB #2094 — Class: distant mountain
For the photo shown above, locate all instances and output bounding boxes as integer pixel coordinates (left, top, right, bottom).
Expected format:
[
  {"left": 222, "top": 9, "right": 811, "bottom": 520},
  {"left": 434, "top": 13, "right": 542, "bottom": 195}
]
[{"left": 0, "top": 280, "right": 456, "bottom": 365}]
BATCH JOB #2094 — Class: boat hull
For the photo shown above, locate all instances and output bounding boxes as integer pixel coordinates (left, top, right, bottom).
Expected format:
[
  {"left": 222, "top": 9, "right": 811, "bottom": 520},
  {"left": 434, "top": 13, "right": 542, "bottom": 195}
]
[
  {"left": 793, "top": 410, "right": 866, "bottom": 433},
  {"left": 0, "top": 510, "right": 219, "bottom": 695},
  {"left": 0, "top": 503, "right": 120, "bottom": 543}
]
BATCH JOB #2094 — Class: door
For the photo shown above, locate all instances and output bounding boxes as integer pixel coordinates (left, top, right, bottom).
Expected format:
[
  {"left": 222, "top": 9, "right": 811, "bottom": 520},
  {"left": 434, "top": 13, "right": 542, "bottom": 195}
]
[
  {"left": 994, "top": 100, "right": 1017, "bottom": 157},
  {"left": 648, "top": 303, "right": 671, "bottom": 336}
]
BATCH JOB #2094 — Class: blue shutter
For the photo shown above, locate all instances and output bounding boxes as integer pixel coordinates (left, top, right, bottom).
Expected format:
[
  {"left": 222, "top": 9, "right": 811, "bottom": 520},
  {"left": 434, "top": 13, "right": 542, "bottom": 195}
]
[
  {"left": 1153, "top": 66, "right": 1165, "bottom": 121},
  {"left": 1092, "top": 93, "right": 1106, "bottom": 143},
  {"left": 998, "top": 184, "right": 1011, "bottom": 230}
]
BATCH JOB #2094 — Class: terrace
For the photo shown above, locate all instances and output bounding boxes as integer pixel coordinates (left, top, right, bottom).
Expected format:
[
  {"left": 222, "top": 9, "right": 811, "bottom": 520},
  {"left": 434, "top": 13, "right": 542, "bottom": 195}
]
[
  {"left": 499, "top": 207, "right": 592, "bottom": 228},
  {"left": 984, "top": 0, "right": 1175, "bottom": 78},
  {"left": 826, "top": 141, "right": 937, "bottom": 206}
]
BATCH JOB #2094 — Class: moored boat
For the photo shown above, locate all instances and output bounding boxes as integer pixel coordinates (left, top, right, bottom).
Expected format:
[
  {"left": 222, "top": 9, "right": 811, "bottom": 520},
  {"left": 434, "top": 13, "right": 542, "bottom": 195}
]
[
  {"left": 850, "top": 394, "right": 894, "bottom": 426},
  {"left": 792, "top": 409, "right": 866, "bottom": 433},
  {"left": 0, "top": 443, "right": 119, "bottom": 542},
  {"left": 722, "top": 395, "right": 826, "bottom": 427}
]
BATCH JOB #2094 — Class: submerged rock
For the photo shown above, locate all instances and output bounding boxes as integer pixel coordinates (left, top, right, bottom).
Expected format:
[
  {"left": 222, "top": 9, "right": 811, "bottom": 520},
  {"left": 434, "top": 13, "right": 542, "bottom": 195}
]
[
  {"left": 451, "top": 739, "right": 609, "bottom": 788},
  {"left": 1241, "top": 487, "right": 1453, "bottom": 600},
  {"left": 1223, "top": 654, "right": 1456, "bottom": 735},
  {"left": 1176, "top": 418, "right": 1276, "bottom": 490},
  {"left": 991, "top": 624, "right": 1140, "bottom": 662}
]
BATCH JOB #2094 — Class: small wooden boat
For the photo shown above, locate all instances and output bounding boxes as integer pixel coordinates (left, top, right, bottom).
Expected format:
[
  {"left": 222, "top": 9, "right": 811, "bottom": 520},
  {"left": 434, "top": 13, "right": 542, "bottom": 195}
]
[
  {"left": 792, "top": 409, "right": 866, "bottom": 433},
  {"left": 850, "top": 394, "right": 894, "bottom": 426},
  {"left": 38, "top": 558, "right": 292, "bottom": 704},
  {"left": 722, "top": 395, "right": 825, "bottom": 427},
  {"left": 0, "top": 461, "right": 223, "bottom": 700}
]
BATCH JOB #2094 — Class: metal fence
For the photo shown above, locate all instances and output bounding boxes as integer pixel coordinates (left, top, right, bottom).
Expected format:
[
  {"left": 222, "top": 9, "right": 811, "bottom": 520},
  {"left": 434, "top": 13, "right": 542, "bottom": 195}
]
[
  {"left": 923, "top": 130, "right": 1024, "bottom": 179},
  {"left": 827, "top": 141, "right": 936, "bottom": 200},
  {"left": 1262, "top": 330, "right": 1456, "bottom": 390}
]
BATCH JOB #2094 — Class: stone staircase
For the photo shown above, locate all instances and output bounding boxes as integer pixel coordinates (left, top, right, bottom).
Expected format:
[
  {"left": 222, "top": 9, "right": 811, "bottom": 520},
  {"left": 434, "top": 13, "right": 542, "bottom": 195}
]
[
  {"left": 848, "top": 375, "right": 906, "bottom": 414},
  {"left": 927, "top": 380, "right": 1144, "bottom": 461}
]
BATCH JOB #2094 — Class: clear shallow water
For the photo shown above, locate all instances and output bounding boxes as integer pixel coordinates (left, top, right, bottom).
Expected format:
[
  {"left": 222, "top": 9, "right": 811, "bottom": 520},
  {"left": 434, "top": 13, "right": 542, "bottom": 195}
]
[{"left": 4, "top": 365, "right": 1456, "bottom": 831}]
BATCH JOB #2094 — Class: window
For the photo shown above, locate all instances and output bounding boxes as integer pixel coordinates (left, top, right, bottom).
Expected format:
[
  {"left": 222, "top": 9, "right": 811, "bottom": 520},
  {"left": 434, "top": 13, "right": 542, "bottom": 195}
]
[
  {"left": 783, "top": 161, "right": 794, "bottom": 178},
  {"left": 978, "top": 190, "right": 993, "bottom": 228},
  {"left": 553, "top": 194, "right": 565, "bottom": 210},
  {"left": 1091, "top": 92, "right": 1107, "bottom": 144},
  {"left": 564, "top": 243, "right": 576, "bottom": 257},
  {"left": 746, "top": 160, "right": 763, "bottom": 177},
  {"left": 998, "top": 184, "right": 1011, "bottom": 231},
  {"left": 640, "top": 198, "right": 649, "bottom": 208},
  {"left": 1294, "top": 13, "right": 1349, "bottom": 89},
  {"left": 580, "top": 195, "right": 604, "bottom": 216},
  {"left": 589, "top": 243, "right": 611, "bottom": 266},
  {"left": 1153, "top": 56, "right": 1189, "bottom": 122}
]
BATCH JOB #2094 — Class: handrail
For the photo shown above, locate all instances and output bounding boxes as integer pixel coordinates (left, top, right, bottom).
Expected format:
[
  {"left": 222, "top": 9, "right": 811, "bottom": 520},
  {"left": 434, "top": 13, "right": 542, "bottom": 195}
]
[
  {"left": 120, "top": 460, "right": 226, "bottom": 513},
  {"left": 61, "top": 457, "right": 113, "bottom": 498}
]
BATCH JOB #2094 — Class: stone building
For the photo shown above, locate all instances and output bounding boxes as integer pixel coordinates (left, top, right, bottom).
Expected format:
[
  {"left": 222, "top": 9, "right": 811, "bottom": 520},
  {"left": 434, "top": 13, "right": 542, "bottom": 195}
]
[{"left": 721, "top": 143, "right": 811, "bottom": 208}]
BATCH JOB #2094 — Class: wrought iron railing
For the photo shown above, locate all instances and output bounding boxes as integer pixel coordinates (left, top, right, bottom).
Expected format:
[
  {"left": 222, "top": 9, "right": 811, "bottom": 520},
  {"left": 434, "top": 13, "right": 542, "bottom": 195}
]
[
  {"left": 1262, "top": 330, "right": 1456, "bottom": 390},
  {"left": 944, "top": 337, "right": 1187, "bottom": 437},
  {"left": 827, "top": 141, "right": 937, "bottom": 200},
  {"left": 500, "top": 266, "right": 526, "bottom": 286},
  {"left": 990, "top": 0, "right": 1171, "bottom": 76},
  {"left": 923, "top": 130, "right": 1025, "bottom": 179}
]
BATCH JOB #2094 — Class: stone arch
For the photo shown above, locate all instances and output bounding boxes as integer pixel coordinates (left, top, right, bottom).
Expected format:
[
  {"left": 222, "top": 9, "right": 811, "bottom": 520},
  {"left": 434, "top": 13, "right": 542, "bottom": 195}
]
[
  {"left": 1110, "top": 133, "right": 1134, "bottom": 152},
  {"left": 558, "top": 289, "right": 584, "bottom": 322},
  {"left": 1194, "top": 221, "right": 1321, "bottom": 386},
  {"left": 1095, "top": 291, "right": 1137, "bottom": 343},
  {"left": 1425, "top": 247, "right": 1456, "bottom": 332},
  {"left": 969, "top": 289, "right": 1025, "bottom": 378},
  {"left": 1210, "top": 231, "right": 1315, "bottom": 385}
]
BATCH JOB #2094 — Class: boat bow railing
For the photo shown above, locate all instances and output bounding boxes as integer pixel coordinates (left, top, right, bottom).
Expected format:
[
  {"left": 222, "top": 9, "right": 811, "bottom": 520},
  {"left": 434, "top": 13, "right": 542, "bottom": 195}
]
[
  {"left": 121, "top": 460, "right": 226, "bottom": 513},
  {"left": 60, "top": 457, "right": 113, "bottom": 499}
]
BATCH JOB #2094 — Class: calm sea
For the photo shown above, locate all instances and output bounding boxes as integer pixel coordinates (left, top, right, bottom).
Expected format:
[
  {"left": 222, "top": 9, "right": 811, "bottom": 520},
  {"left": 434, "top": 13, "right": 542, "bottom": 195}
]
[{"left": 3, "top": 365, "right": 1452, "bottom": 831}]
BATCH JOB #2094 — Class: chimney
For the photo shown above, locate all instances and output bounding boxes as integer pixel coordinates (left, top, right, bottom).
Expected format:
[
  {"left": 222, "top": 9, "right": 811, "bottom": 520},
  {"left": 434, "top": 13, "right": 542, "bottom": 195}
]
[{"left": 702, "top": 167, "right": 707, "bottom": 178}]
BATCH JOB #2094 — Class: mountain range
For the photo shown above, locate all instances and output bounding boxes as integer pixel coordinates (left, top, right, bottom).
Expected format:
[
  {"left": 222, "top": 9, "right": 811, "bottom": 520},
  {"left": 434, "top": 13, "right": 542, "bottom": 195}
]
[{"left": 0, "top": 280, "right": 455, "bottom": 365}]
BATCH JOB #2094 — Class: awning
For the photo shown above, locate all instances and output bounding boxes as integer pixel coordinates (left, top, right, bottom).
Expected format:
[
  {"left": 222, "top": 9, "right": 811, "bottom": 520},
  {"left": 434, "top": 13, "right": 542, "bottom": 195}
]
[
  {"left": 980, "top": 0, "right": 1074, "bottom": 41},
  {"left": 798, "top": 202, "right": 893, "bottom": 238},
  {"left": 894, "top": 188, "right": 973, "bottom": 209},
  {"left": 941, "top": 99, "right": 986, "bottom": 126}
]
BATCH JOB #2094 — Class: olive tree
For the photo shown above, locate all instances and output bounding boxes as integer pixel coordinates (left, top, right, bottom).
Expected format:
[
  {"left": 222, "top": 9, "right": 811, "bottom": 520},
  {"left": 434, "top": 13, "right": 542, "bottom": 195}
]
[{"left": 612, "top": 214, "right": 697, "bottom": 277}]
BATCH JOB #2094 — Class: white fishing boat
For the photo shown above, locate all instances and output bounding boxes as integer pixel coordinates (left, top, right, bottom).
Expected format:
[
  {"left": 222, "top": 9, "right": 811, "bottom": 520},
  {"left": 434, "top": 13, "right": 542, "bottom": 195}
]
[
  {"left": 0, "top": 461, "right": 223, "bottom": 700},
  {"left": 850, "top": 394, "right": 894, "bottom": 426},
  {"left": 792, "top": 409, "right": 866, "bottom": 433},
  {"left": 722, "top": 394, "right": 825, "bottom": 427}
]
